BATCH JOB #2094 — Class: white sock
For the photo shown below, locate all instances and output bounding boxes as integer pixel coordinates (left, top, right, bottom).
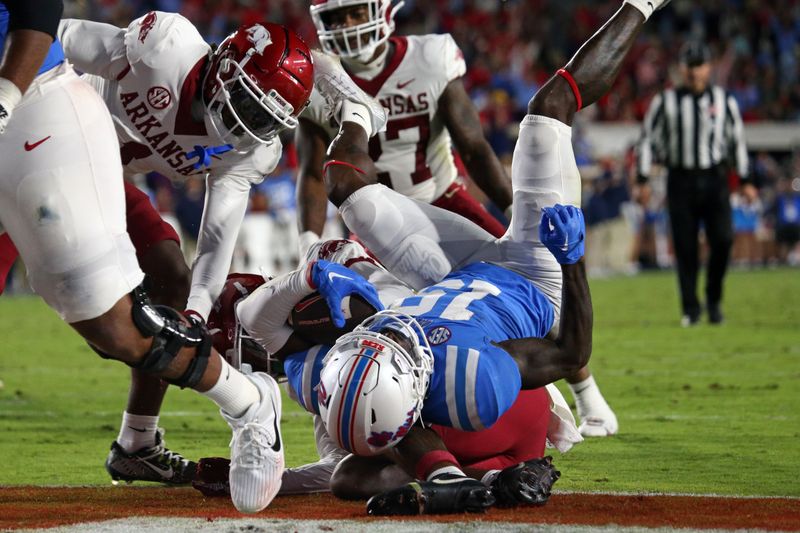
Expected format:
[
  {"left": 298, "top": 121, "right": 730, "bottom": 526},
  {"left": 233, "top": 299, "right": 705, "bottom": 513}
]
[
  {"left": 568, "top": 375, "right": 610, "bottom": 415},
  {"left": 202, "top": 358, "right": 260, "bottom": 418},
  {"left": 117, "top": 412, "right": 159, "bottom": 453}
]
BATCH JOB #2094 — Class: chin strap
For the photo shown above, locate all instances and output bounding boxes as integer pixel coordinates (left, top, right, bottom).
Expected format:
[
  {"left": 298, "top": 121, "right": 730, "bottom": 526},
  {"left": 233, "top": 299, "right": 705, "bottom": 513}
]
[{"left": 186, "top": 144, "right": 234, "bottom": 169}]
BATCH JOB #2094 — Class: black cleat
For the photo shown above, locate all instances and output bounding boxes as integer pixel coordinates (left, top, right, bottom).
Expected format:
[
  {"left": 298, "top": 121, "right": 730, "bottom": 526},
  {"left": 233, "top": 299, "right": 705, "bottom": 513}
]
[
  {"left": 105, "top": 429, "right": 196, "bottom": 485},
  {"left": 490, "top": 456, "right": 561, "bottom": 507},
  {"left": 366, "top": 474, "right": 495, "bottom": 516}
]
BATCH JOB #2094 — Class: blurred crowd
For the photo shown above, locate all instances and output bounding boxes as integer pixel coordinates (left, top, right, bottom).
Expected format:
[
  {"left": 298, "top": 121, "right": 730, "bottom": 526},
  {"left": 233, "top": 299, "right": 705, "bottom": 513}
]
[{"left": 16, "top": 0, "right": 790, "bottom": 284}]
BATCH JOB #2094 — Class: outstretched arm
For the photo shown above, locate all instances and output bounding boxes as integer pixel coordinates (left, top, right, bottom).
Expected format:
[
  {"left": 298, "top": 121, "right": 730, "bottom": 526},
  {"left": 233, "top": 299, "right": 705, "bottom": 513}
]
[
  {"left": 529, "top": 3, "right": 650, "bottom": 126},
  {"left": 295, "top": 118, "right": 332, "bottom": 250},
  {"left": 497, "top": 205, "right": 593, "bottom": 389},
  {"left": 324, "top": 121, "right": 379, "bottom": 207},
  {"left": 439, "top": 79, "right": 512, "bottom": 211}
]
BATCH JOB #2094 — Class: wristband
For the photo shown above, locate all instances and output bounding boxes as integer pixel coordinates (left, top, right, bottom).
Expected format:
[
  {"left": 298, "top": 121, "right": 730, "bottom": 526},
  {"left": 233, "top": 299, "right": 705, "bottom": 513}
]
[
  {"left": 323, "top": 160, "right": 366, "bottom": 176},
  {"left": 340, "top": 100, "right": 374, "bottom": 137},
  {"left": 556, "top": 68, "right": 582, "bottom": 111},
  {"left": 415, "top": 450, "right": 459, "bottom": 481}
]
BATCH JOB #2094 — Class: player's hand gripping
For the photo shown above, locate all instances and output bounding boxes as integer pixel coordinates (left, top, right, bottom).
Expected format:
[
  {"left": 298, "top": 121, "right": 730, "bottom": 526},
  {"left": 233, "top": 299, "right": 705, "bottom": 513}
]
[
  {"left": 310, "top": 260, "right": 384, "bottom": 328},
  {"left": 540, "top": 204, "right": 586, "bottom": 264}
]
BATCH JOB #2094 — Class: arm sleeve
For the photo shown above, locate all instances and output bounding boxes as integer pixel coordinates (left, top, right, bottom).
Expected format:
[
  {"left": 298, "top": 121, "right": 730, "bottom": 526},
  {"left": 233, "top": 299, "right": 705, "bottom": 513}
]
[
  {"left": 6, "top": 0, "right": 62, "bottom": 39},
  {"left": 57, "top": 18, "right": 127, "bottom": 79},
  {"left": 725, "top": 93, "right": 749, "bottom": 180},
  {"left": 638, "top": 92, "right": 665, "bottom": 180},
  {"left": 235, "top": 266, "right": 316, "bottom": 355},
  {"left": 185, "top": 175, "right": 252, "bottom": 319}
]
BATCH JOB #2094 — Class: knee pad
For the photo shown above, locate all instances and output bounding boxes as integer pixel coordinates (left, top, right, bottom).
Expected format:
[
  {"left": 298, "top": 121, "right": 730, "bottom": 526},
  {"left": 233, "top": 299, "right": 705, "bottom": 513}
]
[{"left": 130, "top": 286, "right": 212, "bottom": 389}]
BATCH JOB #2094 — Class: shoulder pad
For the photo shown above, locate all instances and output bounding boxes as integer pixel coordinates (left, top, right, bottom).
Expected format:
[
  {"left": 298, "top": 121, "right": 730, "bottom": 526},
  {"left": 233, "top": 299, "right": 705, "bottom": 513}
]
[
  {"left": 417, "top": 34, "right": 466, "bottom": 82},
  {"left": 124, "top": 11, "right": 210, "bottom": 69}
]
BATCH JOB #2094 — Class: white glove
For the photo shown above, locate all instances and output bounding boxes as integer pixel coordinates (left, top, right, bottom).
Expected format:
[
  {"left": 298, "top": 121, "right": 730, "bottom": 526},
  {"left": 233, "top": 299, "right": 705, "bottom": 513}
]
[
  {"left": 624, "top": 0, "right": 671, "bottom": 21},
  {"left": 0, "top": 78, "right": 22, "bottom": 135},
  {"left": 298, "top": 230, "right": 321, "bottom": 263},
  {"left": 311, "top": 50, "right": 387, "bottom": 136}
]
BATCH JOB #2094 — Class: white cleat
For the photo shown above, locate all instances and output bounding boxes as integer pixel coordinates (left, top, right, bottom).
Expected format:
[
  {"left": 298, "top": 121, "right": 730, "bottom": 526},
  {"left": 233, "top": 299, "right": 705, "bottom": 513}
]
[
  {"left": 311, "top": 50, "right": 387, "bottom": 134},
  {"left": 222, "top": 372, "right": 284, "bottom": 513}
]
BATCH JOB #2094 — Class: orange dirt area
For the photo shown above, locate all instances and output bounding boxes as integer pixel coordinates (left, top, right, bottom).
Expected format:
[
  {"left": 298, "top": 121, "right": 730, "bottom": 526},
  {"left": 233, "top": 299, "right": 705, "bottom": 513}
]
[{"left": 1, "top": 487, "right": 798, "bottom": 531}]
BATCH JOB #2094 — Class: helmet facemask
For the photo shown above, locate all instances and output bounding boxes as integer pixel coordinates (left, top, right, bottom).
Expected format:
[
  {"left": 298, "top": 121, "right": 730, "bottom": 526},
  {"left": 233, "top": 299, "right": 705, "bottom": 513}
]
[
  {"left": 327, "top": 310, "right": 433, "bottom": 408},
  {"left": 311, "top": 0, "right": 404, "bottom": 63},
  {"left": 204, "top": 53, "right": 299, "bottom": 152}
]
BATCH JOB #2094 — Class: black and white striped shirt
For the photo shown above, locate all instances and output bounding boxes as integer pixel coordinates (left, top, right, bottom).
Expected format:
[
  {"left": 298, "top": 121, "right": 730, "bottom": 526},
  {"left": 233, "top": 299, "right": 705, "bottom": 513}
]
[{"left": 638, "top": 86, "right": 749, "bottom": 179}]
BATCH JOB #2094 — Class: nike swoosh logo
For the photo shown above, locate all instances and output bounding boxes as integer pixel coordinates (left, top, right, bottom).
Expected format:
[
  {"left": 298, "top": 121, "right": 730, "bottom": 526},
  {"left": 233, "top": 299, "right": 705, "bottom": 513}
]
[
  {"left": 397, "top": 79, "right": 415, "bottom": 89},
  {"left": 294, "top": 294, "right": 324, "bottom": 313},
  {"left": 127, "top": 426, "right": 148, "bottom": 433},
  {"left": 24, "top": 136, "right": 51, "bottom": 151},
  {"left": 328, "top": 272, "right": 352, "bottom": 283},
  {"left": 138, "top": 458, "right": 174, "bottom": 478},
  {"left": 271, "top": 402, "right": 281, "bottom": 452}
]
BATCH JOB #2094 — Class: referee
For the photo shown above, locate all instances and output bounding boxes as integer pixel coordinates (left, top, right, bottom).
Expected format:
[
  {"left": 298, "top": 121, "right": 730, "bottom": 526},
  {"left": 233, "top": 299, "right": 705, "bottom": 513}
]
[{"left": 638, "top": 41, "right": 754, "bottom": 326}]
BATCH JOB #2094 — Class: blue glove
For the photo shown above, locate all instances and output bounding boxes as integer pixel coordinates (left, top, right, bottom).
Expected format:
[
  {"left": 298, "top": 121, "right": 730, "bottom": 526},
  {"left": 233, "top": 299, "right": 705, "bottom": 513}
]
[
  {"left": 310, "top": 260, "right": 385, "bottom": 328},
  {"left": 539, "top": 204, "right": 586, "bottom": 264}
]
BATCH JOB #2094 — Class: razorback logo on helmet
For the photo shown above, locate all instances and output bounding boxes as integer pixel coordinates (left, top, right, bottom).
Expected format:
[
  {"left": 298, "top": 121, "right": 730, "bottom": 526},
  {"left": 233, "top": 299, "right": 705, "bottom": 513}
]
[
  {"left": 138, "top": 12, "right": 157, "bottom": 43},
  {"left": 246, "top": 24, "right": 273, "bottom": 54},
  {"left": 360, "top": 339, "right": 386, "bottom": 352}
]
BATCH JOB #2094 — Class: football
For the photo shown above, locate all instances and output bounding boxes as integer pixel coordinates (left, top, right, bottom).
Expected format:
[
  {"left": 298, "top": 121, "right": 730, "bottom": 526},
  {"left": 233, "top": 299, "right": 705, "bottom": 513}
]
[{"left": 289, "top": 291, "right": 380, "bottom": 345}]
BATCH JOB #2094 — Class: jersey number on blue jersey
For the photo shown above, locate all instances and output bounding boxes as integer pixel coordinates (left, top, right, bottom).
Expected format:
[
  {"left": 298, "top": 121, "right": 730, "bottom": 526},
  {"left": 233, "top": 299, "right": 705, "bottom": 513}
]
[{"left": 393, "top": 278, "right": 501, "bottom": 320}]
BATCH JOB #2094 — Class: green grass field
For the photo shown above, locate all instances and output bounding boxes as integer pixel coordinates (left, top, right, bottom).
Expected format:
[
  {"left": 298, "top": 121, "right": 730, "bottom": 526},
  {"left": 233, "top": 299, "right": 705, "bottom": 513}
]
[{"left": 1, "top": 268, "right": 798, "bottom": 496}]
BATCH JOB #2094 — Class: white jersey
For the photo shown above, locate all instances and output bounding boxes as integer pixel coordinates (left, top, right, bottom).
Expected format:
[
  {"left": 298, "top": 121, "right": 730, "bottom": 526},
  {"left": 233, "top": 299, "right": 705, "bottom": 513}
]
[
  {"left": 303, "top": 34, "right": 465, "bottom": 203},
  {"left": 58, "top": 12, "right": 283, "bottom": 318}
]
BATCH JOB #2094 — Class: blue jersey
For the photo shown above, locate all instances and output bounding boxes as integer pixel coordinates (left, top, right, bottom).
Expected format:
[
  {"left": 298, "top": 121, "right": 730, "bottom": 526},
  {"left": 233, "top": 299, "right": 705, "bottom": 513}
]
[
  {"left": 283, "top": 262, "right": 554, "bottom": 433},
  {"left": 0, "top": 3, "right": 65, "bottom": 76},
  {"left": 392, "top": 262, "right": 554, "bottom": 430}
]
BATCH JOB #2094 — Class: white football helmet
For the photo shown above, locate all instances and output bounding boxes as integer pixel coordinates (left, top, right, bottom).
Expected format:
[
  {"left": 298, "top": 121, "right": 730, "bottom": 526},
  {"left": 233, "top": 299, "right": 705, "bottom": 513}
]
[
  {"left": 310, "top": 0, "right": 404, "bottom": 62},
  {"left": 317, "top": 310, "right": 433, "bottom": 456}
]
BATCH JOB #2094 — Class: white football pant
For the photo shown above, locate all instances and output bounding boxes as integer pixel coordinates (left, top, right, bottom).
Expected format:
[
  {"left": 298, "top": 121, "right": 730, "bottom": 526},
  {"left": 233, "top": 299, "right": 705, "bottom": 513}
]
[
  {"left": 0, "top": 64, "right": 143, "bottom": 322},
  {"left": 339, "top": 114, "right": 580, "bottom": 323}
]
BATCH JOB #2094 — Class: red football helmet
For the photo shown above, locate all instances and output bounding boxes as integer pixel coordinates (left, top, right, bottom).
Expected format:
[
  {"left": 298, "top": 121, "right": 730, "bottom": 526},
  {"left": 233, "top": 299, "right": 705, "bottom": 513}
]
[
  {"left": 310, "top": 0, "right": 403, "bottom": 61},
  {"left": 203, "top": 22, "right": 314, "bottom": 151},
  {"left": 207, "top": 273, "right": 278, "bottom": 374}
]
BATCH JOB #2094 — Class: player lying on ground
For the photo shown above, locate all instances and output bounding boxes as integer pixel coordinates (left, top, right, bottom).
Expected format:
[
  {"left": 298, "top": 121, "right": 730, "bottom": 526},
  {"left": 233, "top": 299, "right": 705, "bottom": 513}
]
[
  {"left": 192, "top": 239, "right": 581, "bottom": 507},
  {"left": 0, "top": 0, "right": 311, "bottom": 514},
  {"left": 311, "top": 0, "right": 671, "bottom": 514},
  {"left": 304, "top": 0, "right": 618, "bottom": 437}
]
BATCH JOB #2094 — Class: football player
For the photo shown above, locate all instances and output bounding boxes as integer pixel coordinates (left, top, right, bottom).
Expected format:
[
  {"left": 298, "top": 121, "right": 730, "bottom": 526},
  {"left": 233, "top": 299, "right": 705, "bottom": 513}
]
[
  {"left": 313, "top": 0, "right": 669, "bottom": 513},
  {"left": 0, "top": 0, "right": 292, "bottom": 514},
  {"left": 296, "top": 0, "right": 513, "bottom": 254},
  {"left": 192, "top": 239, "right": 578, "bottom": 507},
  {"left": 304, "top": 0, "right": 618, "bottom": 437}
]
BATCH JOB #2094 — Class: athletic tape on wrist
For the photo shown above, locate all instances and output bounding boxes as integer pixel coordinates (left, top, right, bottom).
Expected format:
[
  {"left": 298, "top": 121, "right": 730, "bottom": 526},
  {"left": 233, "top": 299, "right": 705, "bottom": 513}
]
[
  {"left": 415, "top": 450, "right": 459, "bottom": 481},
  {"left": 556, "top": 68, "right": 582, "bottom": 111},
  {"left": 0, "top": 77, "right": 22, "bottom": 110}
]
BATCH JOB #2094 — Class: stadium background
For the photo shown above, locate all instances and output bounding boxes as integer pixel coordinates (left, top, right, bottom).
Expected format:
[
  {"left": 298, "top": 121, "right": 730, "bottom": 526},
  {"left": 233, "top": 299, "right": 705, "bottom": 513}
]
[{"left": 3, "top": 0, "right": 796, "bottom": 291}]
